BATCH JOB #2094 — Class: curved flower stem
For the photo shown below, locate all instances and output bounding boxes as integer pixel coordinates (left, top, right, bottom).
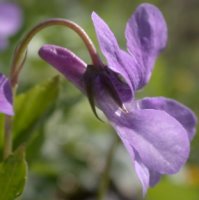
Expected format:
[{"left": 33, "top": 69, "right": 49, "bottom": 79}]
[
  {"left": 10, "top": 18, "right": 102, "bottom": 87},
  {"left": 6, "top": 18, "right": 101, "bottom": 158},
  {"left": 97, "top": 135, "right": 119, "bottom": 200}
]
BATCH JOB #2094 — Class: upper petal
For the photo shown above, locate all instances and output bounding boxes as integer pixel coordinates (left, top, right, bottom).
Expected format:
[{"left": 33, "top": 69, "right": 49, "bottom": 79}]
[
  {"left": 137, "top": 97, "right": 197, "bottom": 140},
  {"left": 39, "top": 44, "right": 86, "bottom": 90},
  {"left": 91, "top": 12, "right": 121, "bottom": 73},
  {"left": 91, "top": 12, "right": 139, "bottom": 96},
  {"left": 0, "top": 74, "right": 14, "bottom": 116},
  {"left": 125, "top": 3, "right": 167, "bottom": 88}
]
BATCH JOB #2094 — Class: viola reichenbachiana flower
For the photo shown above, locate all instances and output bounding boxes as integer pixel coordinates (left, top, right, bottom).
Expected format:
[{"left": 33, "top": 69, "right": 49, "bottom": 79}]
[
  {"left": 0, "top": 2, "right": 22, "bottom": 50},
  {"left": 0, "top": 73, "right": 13, "bottom": 116},
  {"left": 39, "top": 3, "right": 197, "bottom": 193}
]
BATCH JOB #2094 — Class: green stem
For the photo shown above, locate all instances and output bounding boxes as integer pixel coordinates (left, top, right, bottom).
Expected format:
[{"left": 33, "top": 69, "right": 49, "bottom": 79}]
[
  {"left": 3, "top": 116, "right": 13, "bottom": 159},
  {"left": 97, "top": 136, "right": 119, "bottom": 200},
  {"left": 3, "top": 86, "right": 17, "bottom": 159},
  {"left": 10, "top": 18, "right": 102, "bottom": 87}
]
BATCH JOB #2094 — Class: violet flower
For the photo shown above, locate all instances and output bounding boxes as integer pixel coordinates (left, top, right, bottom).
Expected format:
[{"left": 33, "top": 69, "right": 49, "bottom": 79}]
[
  {"left": 39, "top": 3, "right": 197, "bottom": 193},
  {"left": 0, "top": 2, "right": 22, "bottom": 50},
  {"left": 0, "top": 73, "right": 13, "bottom": 116}
]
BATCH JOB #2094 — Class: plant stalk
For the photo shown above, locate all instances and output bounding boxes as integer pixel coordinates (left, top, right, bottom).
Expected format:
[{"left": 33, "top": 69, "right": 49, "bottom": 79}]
[
  {"left": 97, "top": 136, "right": 119, "bottom": 200},
  {"left": 3, "top": 116, "right": 13, "bottom": 159}
]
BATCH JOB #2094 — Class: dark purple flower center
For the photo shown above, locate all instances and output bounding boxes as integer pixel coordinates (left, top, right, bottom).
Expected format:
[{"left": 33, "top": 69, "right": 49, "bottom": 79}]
[{"left": 83, "top": 65, "right": 128, "bottom": 120}]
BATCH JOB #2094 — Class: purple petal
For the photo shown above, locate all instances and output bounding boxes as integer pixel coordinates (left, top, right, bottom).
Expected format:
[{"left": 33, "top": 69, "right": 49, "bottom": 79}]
[
  {"left": 95, "top": 87, "right": 189, "bottom": 174},
  {"left": 121, "top": 134, "right": 154, "bottom": 194},
  {"left": 39, "top": 45, "right": 86, "bottom": 90},
  {"left": 98, "top": 95, "right": 189, "bottom": 173},
  {"left": 0, "top": 74, "right": 14, "bottom": 116},
  {"left": 0, "top": 2, "right": 22, "bottom": 37},
  {"left": 125, "top": 3, "right": 167, "bottom": 88},
  {"left": 149, "top": 169, "right": 161, "bottom": 187},
  {"left": 117, "top": 109, "right": 189, "bottom": 174},
  {"left": 96, "top": 90, "right": 189, "bottom": 192},
  {"left": 91, "top": 12, "right": 139, "bottom": 97},
  {"left": 91, "top": 12, "right": 120, "bottom": 72},
  {"left": 134, "top": 150, "right": 161, "bottom": 194},
  {"left": 134, "top": 150, "right": 150, "bottom": 195},
  {"left": 118, "top": 134, "right": 161, "bottom": 194},
  {"left": 137, "top": 97, "right": 197, "bottom": 140}
]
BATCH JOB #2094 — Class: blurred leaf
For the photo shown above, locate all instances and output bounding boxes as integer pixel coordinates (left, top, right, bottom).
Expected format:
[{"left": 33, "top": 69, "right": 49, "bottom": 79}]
[
  {"left": 0, "top": 146, "right": 27, "bottom": 200},
  {"left": 13, "top": 76, "right": 60, "bottom": 148},
  {"left": 186, "top": 165, "right": 199, "bottom": 186},
  {"left": 147, "top": 178, "right": 199, "bottom": 200},
  {"left": 26, "top": 128, "right": 45, "bottom": 164}
]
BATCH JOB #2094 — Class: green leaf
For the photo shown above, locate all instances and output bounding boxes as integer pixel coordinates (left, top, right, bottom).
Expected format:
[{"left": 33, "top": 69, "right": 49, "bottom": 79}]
[
  {"left": 147, "top": 178, "right": 199, "bottom": 200},
  {"left": 0, "top": 147, "right": 27, "bottom": 200},
  {"left": 13, "top": 76, "right": 60, "bottom": 148},
  {"left": 26, "top": 128, "right": 45, "bottom": 163}
]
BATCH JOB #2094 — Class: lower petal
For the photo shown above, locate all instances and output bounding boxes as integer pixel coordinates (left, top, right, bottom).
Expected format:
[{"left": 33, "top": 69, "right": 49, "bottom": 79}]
[
  {"left": 149, "top": 169, "right": 161, "bottom": 187},
  {"left": 120, "top": 132, "right": 161, "bottom": 194},
  {"left": 121, "top": 109, "right": 189, "bottom": 174},
  {"left": 137, "top": 97, "right": 197, "bottom": 140},
  {"left": 96, "top": 87, "right": 190, "bottom": 175},
  {"left": 101, "top": 103, "right": 190, "bottom": 175},
  {"left": 134, "top": 150, "right": 150, "bottom": 195}
]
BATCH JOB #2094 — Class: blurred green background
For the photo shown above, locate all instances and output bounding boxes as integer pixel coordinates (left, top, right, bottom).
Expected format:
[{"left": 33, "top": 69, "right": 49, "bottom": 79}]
[{"left": 0, "top": 0, "right": 199, "bottom": 199}]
